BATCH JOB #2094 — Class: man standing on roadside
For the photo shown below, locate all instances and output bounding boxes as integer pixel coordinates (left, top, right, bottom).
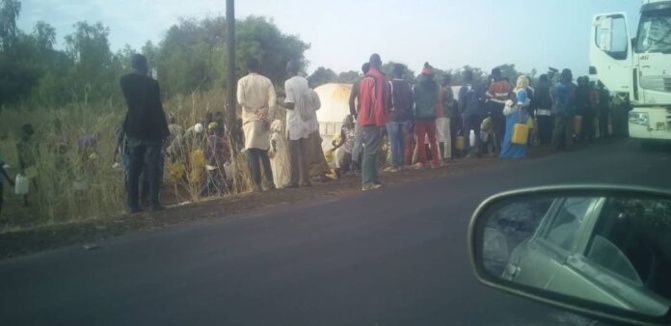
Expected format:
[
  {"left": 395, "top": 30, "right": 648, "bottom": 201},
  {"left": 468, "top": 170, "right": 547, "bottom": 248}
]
[
  {"left": 348, "top": 62, "right": 371, "bottom": 173},
  {"left": 357, "top": 54, "right": 388, "bottom": 191},
  {"left": 413, "top": 63, "right": 441, "bottom": 169},
  {"left": 597, "top": 81, "right": 610, "bottom": 139},
  {"left": 0, "top": 148, "right": 15, "bottom": 217},
  {"left": 279, "top": 60, "right": 312, "bottom": 188},
  {"left": 437, "top": 74, "right": 454, "bottom": 163},
  {"left": 459, "top": 70, "right": 485, "bottom": 158},
  {"left": 237, "top": 58, "right": 277, "bottom": 192},
  {"left": 552, "top": 69, "right": 575, "bottom": 151},
  {"left": 485, "top": 68, "right": 511, "bottom": 154},
  {"left": 385, "top": 63, "right": 414, "bottom": 172},
  {"left": 120, "top": 54, "right": 170, "bottom": 213}
]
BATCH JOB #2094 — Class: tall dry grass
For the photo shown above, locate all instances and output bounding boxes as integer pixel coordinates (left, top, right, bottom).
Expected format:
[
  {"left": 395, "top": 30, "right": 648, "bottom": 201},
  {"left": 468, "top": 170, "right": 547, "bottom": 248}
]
[{"left": 0, "top": 90, "right": 255, "bottom": 230}]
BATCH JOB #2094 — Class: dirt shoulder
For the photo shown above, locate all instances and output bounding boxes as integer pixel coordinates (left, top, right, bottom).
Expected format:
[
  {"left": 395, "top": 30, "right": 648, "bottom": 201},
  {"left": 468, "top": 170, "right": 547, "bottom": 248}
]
[{"left": 0, "top": 146, "right": 560, "bottom": 260}]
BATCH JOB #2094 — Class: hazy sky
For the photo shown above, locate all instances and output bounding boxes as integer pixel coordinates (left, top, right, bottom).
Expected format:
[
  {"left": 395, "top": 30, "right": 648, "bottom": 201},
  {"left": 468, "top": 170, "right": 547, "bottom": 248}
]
[{"left": 17, "top": 0, "right": 641, "bottom": 76}]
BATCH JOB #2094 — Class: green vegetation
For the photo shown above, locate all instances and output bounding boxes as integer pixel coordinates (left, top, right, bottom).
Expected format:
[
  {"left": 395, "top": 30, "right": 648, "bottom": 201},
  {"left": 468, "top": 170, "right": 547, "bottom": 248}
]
[{"left": 0, "top": 0, "right": 535, "bottom": 229}]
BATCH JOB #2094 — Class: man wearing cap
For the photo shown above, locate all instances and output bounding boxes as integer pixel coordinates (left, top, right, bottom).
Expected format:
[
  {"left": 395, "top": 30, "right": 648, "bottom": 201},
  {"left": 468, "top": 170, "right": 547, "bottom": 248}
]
[
  {"left": 413, "top": 63, "right": 441, "bottom": 169},
  {"left": 237, "top": 58, "right": 276, "bottom": 192},
  {"left": 120, "top": 54, "right": 169, "bottom": 213}
]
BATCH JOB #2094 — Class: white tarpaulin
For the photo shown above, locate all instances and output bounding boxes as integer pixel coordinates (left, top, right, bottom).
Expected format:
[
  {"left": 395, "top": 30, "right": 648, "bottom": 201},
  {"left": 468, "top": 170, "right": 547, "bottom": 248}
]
[
  {"left": 313, "top": 84, "right": 462, "bottom": 150},
  {"left": 314, "top": 83, "right": 353, "bottom": 150}
]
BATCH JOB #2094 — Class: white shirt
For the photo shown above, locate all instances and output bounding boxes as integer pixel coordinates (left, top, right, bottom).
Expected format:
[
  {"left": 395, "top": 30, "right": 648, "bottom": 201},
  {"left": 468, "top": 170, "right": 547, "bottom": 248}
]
[{"left": 284, "top": 76, "right": 317, "bottom": 140}]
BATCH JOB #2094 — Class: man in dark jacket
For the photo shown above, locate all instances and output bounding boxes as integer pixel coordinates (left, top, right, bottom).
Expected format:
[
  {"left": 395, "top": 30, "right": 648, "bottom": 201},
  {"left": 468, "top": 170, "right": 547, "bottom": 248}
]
[
  {"left": 413, "top": 63, "right": 440, "bottom": 168},
  {"left": 459, "top": 70, "right": 485, "bottom": 157},
  {"left": 531, "top": 74, "right": 554, "bottom": 145},
  {"left": 385, "top": 64, "right": 414, "bottom": 172},
  {"left": 120, "top": 54, "right": 169, "bottom": 213},
  {"left": 597, "top": 81, "right": 610, "bottom": 138},
  {"left": 551, "top": 69, "right": 575, "bottom": 151},
  {"left": 574, "top": 76, "right": 594, "bottom": 141}
]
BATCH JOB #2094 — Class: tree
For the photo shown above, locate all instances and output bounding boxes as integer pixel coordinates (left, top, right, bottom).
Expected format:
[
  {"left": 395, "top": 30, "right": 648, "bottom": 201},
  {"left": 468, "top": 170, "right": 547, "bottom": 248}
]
[
  {"left": 155, "top": 16, "right": 310, "bottom": 97},
  {"left": 496, "top": 64, "right": 519, "bottom": 84},
  {"left": 64, "top": 21, "right": 117, "bottom": 103},
  {"left": 33, "top": 21, "right": 55, "bottom": 53},
  {"left": 0, "top": 0, "right": 21, "bottom": 50},
  {"left": 381, "top": 62, "right": 416, "bottom": 84},
  {"left": 307, "top": 67, "right": 337, "bottom": 88},
  {"left": 235, "top": 16, "right": 310, "bottom": 85},
  {"left": 337, "top": 70, "right": 360, "bottom": 84}
]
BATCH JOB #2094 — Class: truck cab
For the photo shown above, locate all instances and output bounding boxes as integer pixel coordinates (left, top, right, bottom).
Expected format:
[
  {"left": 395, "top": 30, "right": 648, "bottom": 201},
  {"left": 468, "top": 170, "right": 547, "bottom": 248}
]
[{"left": 590, "top": 0, "right": 671, "bottom": 142}]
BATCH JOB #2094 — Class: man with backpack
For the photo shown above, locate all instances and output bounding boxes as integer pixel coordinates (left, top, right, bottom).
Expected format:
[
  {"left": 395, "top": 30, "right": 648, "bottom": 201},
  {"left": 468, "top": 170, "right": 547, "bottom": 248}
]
[
  {"left": 385, "top": 64, "right": 414, "bottom": 172},
  {"left": 357, "top": 54, "right": 388, "bottom": 191}
]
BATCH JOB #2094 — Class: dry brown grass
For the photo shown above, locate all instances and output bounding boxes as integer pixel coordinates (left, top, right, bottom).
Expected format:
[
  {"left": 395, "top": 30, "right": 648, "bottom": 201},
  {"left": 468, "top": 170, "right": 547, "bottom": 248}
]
[{"left": 0, "top": 90, "right": 255, "bottom": 230}]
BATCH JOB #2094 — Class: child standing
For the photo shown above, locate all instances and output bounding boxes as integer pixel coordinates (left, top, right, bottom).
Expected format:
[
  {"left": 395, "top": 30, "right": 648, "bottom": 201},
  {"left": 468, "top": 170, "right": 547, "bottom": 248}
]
[{"left": 0, "top": 148, "right": 15, "bottom": 217}]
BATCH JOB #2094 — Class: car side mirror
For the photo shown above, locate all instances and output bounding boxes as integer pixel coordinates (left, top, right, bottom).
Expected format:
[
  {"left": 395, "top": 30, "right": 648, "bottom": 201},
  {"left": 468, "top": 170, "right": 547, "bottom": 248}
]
[{"left": 468, "top": 185, "right": 671, "bottom": 325}]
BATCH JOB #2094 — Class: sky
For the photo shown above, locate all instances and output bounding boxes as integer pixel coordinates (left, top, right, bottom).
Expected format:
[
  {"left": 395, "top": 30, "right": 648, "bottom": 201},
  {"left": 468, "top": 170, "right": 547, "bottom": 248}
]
[{"left": 16, "top": 0, "right": 642, "bottom": 76}]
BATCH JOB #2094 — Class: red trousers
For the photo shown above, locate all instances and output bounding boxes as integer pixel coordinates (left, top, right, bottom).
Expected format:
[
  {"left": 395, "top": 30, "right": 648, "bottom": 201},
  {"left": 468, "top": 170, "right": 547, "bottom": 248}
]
[
  {"left": 415, "top": 120, "right": 439, "bottom": 166},
  {"left": 404, "top": 131, "right": 415, "bottom": 165}
]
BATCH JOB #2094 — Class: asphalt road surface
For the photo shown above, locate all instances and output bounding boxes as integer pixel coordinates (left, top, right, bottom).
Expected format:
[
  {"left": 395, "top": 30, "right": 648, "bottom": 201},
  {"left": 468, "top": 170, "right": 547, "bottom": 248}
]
[{"left": 1, "top": 139, "right": 670, "bottom": 326}]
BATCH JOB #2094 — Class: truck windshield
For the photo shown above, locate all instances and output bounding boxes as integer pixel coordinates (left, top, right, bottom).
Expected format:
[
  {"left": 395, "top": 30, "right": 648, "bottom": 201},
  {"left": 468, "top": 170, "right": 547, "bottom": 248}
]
[{"left": 636, "top": 9, "right": 671, "bottom": 53}]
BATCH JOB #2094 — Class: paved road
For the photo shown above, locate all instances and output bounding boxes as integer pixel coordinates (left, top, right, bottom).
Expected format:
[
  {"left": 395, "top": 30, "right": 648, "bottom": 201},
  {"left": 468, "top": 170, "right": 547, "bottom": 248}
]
[{"left": 1, "top": 139, "right": 670, "bottom": 326}]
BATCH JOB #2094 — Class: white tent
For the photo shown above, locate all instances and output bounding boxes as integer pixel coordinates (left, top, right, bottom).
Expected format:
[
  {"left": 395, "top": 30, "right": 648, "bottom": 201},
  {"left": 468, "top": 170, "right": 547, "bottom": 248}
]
[{"left": 314, "top": 83, "right": 353, "bottom": 150}]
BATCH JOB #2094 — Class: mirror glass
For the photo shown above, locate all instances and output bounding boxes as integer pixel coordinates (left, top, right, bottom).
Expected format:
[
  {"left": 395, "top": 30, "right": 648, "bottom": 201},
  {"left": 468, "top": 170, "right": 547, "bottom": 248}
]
[{"left": 479, "top": 193, "right": 671, "bottom": 317}]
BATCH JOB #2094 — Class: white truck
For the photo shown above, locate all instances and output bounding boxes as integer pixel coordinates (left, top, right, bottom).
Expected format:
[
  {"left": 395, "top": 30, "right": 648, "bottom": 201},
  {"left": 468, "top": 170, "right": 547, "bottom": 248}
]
[{"left": 590, "top": 0, "right": 671, "bottom": 144}]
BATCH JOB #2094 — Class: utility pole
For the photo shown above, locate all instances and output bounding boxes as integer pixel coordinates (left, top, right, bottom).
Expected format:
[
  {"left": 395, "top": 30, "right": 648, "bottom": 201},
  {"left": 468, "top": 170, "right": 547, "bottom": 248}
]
[{"left": 226, "top": 0, "right": 237, "bottom": 150}]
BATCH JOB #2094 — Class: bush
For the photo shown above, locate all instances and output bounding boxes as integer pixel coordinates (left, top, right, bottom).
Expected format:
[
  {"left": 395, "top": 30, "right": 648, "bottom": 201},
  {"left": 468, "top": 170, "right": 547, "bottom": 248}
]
[{"left": 0, "top": 90, "right": 253, "bottom": 230}]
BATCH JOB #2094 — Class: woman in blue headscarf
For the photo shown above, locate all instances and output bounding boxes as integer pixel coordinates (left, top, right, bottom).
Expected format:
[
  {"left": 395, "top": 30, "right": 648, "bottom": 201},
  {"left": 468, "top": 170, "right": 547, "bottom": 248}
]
[{"left": 499, "top": 75, "right": 531, "bottom": 159}]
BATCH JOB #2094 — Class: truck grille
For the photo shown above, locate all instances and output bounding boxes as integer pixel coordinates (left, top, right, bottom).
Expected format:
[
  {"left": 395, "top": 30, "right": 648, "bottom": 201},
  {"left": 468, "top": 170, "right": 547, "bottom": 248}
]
[{"left": 640, "top": 76, "right": 671, "bottom": 93}]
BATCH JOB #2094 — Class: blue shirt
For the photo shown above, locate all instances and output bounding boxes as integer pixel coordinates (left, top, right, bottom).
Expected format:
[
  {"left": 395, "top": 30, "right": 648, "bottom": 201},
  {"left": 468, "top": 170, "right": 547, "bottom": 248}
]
[{"left": 552, "top": 81, "right": 574, "bottom": 116}]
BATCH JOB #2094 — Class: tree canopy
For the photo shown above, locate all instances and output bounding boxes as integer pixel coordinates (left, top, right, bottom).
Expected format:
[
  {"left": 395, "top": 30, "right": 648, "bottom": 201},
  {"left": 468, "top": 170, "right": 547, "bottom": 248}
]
[
  {"left": 0, "top": 2, "right": 311, "bottom": 111},
  {"left": 0, "top": 0, "right": 542, "bottom": 112}
]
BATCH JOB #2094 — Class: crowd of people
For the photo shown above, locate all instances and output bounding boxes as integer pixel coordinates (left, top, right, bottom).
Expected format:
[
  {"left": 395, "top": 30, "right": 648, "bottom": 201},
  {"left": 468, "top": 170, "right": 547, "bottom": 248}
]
[
  {"left": 0, "top": 52, "right": 623, "bottom": 216},
  {"left": 338, "top": 54, "right": 617, "bottom": 191}
]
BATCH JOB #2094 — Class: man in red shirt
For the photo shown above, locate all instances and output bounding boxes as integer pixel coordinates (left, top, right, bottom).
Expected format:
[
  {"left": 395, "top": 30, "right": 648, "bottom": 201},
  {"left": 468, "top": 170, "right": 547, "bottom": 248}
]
[
  {"left": 485, "top": 68, "right": 511, "bottom": 154},
  {"left": 357, "top": 54, "right": 388, "bottom": 191}
]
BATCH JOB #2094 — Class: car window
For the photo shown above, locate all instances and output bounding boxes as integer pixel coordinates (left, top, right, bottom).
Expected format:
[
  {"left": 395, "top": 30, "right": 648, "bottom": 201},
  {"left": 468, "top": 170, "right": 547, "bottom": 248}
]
[
  {"left": 587, "top": 235, "right": 642, "bottom": 285},
  {"left": 590, "top": 198, "right": 671, "bottom": 300},
  {"left": 544, "top": 197, "right": 596, "bottom": 251}
]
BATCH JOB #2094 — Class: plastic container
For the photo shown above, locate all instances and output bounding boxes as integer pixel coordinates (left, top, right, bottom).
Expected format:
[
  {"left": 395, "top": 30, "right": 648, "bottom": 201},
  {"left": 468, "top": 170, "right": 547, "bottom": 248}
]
[
  {"left": 456, "top": 136, "right": 465, "bottom": 150},
  {"left": 469, "top": 130, "right": 476, "bottom": 147},
  {"left": 14, "top": 174, "right": 29, "bottom": 195},
  {"left": 574, "top": 115, "right": 583, "bottom": 136}
]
